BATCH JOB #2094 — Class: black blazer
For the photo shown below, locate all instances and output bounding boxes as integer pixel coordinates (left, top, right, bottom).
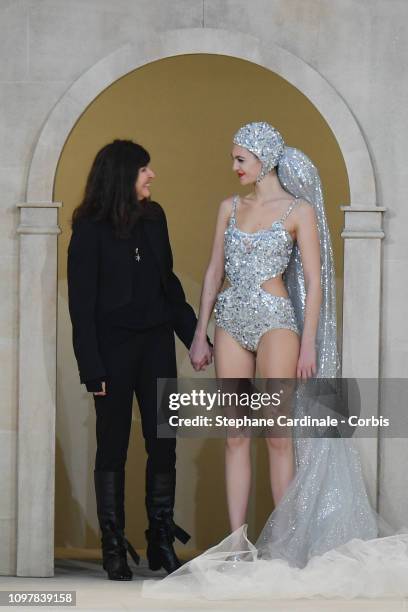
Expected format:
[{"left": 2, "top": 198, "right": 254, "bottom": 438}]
[{"left": 67, "top": 202, "right": 198, "bottom": 384}]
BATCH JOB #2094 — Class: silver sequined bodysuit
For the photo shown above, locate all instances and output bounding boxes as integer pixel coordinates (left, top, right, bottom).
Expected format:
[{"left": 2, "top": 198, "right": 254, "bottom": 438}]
[{"left": 214, "top": 195, "right": 300, "bottom": 351}]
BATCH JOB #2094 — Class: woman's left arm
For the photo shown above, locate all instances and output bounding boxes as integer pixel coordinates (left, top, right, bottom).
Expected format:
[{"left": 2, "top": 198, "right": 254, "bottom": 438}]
[
  {"left": 158, "top": 205, "right": 210, "bottom": 352},
  {"left": 295, "top": 202, "right": 322, "bottom": 379}
]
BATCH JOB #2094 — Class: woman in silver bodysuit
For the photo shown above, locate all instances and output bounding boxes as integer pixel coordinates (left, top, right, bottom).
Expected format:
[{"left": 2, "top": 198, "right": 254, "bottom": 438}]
[
  {"left": 190, "top": 122, "right": 321, "bottom": 531},
  {"left": 143, "top": 123, "right": 408, "bottom": 599}
]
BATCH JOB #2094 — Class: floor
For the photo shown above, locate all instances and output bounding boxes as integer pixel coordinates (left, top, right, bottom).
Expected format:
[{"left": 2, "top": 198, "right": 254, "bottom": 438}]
[{"left": 0, "top": 559, "right": 406, "bottom": 611}]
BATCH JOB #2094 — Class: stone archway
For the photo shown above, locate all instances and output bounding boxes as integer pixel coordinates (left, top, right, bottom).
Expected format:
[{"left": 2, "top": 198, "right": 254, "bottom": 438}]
[{"left": 16, "top": 27, "right": 384, "bottom": 576}]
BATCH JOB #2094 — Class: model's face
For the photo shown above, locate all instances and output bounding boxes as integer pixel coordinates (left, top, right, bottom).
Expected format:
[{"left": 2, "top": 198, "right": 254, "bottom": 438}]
[
  {"left": 231, "top": 144, "right": 262, "bottom": 185},
  {"left": 135, "top": 164, "right": 155, "bottom": 200}
]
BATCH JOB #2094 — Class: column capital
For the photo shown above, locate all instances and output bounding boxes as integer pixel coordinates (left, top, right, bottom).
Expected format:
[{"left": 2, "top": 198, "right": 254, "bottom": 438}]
[
  {"left": 16, "top": 202, "right": 62, "bottom": 236},
  {"left": 341, "top": 204, "right": 386, "bottom": 240}
]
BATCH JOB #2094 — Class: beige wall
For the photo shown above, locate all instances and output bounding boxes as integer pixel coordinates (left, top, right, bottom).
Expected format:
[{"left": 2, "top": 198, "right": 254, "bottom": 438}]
[{"left": 54, "top": 53, "right": 348, "bottom": 552}]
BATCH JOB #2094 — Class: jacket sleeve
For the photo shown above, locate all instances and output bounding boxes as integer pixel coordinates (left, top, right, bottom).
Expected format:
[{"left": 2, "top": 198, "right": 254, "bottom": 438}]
[
  {"left": 85, "top": 378, "right": 104, "bottom": 393},
  {"left": 158, "top": 206, "right": 198, "bottom": 349},
  {"left": 67, "top": 219, "right": 106, "bottom": 384}
]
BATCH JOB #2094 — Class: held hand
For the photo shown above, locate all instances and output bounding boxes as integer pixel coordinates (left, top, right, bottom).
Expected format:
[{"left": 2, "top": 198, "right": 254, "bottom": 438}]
[
  {"left": 189, "top": 335, "right": 213, "bottom": 371},
  {"left": 296, "top": 343, "right": 317, "bottom": 380},
  {"left": 93, "top": 381, "right": 107, "bottom": 396}
]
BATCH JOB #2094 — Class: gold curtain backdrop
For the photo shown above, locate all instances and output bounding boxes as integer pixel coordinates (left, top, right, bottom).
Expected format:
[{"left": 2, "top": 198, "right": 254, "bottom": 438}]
[{"left": 54, "top": 54, "right": 349, "bottom": 554}]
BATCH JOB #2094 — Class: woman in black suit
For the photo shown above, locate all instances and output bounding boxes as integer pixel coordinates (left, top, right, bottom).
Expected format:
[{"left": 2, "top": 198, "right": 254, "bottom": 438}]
[{"left": 67, "top": 139, "right": 212, "bottom": 580}]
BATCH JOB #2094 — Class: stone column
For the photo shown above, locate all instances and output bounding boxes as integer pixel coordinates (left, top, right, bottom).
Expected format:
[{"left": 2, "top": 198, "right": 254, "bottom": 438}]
[
  {"left": 341, "top": 205, "right": 386, "bottom": 507},
  {"left": 16, "top": 202, "right": 61, "bottom": 577}
]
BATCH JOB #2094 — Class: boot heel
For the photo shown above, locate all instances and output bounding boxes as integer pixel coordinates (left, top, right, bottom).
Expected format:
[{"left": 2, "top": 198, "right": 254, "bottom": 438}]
[
  {"left": 148, "top": 558, "right": 163, "bottom": 571},
  {"left": 146, "top": 531, "right": 163, "bottom": 570}
]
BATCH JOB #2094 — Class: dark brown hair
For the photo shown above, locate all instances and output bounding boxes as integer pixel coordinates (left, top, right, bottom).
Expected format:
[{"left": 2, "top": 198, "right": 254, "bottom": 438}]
[{"left": 72, "top": 139, "right": 157, "bottom": 238}]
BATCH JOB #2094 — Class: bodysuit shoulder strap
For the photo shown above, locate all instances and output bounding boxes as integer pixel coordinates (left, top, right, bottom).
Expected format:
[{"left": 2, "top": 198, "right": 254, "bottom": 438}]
[
  {"left": 230, "top": 195, "right": 238, "bottom": 225},
  {"left": 280, "top": 197, "right": 299, "bottom": 223}
]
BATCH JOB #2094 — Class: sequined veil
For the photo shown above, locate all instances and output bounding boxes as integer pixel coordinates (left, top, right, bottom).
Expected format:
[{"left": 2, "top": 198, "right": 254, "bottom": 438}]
[
  {"left": 142, "top": 146, "right": 408, "bottom": 600},
  {"left": 256, "top": 146, "right": 379, "bottom": 566},
  {"left": 278, "top": 146, "right": 339, "bottom": 378}
]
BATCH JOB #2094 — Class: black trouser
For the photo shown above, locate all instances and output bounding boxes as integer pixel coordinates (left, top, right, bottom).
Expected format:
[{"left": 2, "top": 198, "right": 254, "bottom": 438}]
[{"left": 93, "top": 323, "right": 177, "bottom": 474}]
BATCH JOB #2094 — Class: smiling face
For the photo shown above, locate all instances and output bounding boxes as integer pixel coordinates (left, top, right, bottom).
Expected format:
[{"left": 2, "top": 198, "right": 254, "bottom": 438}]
[
  {"left": 231, "top": 144, "right": 262, "bottom": 185},
  {"left": 135, "top": 164, "right": 155, "bottom": 200}
]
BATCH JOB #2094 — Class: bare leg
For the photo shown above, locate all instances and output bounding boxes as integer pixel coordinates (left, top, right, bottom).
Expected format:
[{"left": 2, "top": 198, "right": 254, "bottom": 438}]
[
  {"left": 215, "top": 327, "right": 256, "bottom": 531},
  {"left": 257, "top": 328, "right": 300, "bottom": 505}
]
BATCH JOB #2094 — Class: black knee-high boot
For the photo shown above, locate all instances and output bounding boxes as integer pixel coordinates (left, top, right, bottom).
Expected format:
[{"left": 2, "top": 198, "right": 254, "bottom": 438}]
[
  {"left": 94, "top": 470, "right": 140, "bottom": 580},
  {"left": 145, "top": 468, "right": 190, "bottom": 574}
]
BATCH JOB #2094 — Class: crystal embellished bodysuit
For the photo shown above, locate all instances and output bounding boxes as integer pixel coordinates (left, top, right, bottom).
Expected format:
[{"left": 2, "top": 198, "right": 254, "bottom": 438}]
[{"left": 214, "top": 195, "right": 300, "bottom": 351}]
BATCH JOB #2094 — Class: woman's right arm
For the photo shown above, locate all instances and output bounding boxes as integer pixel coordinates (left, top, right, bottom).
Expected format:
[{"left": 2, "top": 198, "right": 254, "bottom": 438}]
[
  {"left": 189, "top": 198, "right": 231, "bottom": 370},
  {"left": 67, "top": 219, "right": 106, "bottom": 388}
]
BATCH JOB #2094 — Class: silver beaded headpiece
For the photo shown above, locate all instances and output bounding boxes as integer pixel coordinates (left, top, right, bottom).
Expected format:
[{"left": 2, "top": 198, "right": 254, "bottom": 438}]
[{"left": 233, "top": 121, "right": 285, "bottom": 182}]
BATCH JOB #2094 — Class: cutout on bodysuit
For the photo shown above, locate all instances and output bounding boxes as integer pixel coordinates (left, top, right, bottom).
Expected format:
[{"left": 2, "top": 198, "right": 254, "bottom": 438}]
[
  {"left": 260, "top": 277, "right": 289, "bottom": 298},
  {"left": 223, "top": 276, "right": 288, "bottom": 297}
]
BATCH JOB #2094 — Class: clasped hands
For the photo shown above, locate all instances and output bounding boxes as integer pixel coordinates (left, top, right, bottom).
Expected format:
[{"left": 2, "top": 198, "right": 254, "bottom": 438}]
[{"left": 189, "top": 332, "right": 213, "bottom": 372}]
